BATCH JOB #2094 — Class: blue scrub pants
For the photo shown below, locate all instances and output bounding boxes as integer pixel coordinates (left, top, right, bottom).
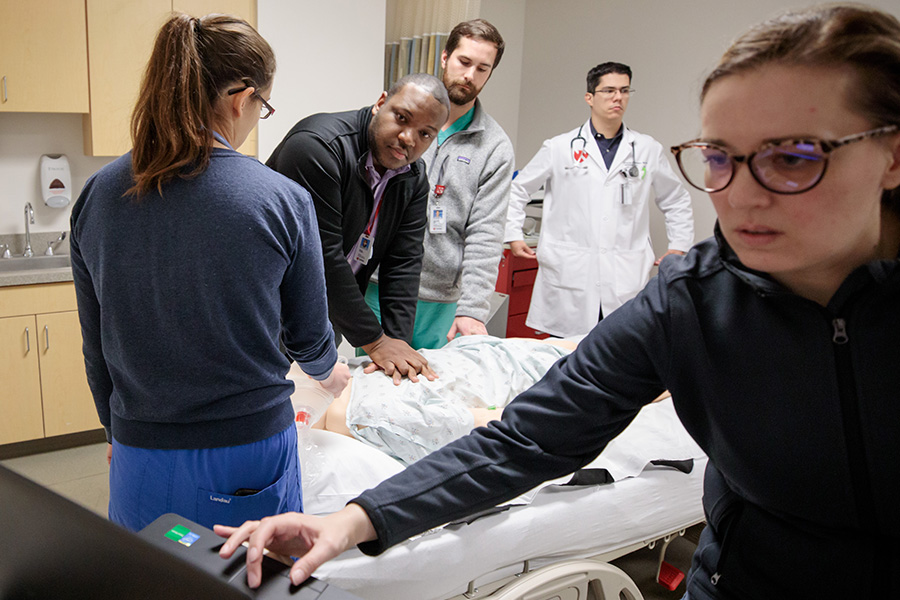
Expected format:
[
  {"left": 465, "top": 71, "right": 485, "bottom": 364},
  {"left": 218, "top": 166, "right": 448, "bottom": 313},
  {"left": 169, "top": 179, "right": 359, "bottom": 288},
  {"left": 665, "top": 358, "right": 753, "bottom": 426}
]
[{"left": 109, "top": 424, "right": 302, "bottom": 532}]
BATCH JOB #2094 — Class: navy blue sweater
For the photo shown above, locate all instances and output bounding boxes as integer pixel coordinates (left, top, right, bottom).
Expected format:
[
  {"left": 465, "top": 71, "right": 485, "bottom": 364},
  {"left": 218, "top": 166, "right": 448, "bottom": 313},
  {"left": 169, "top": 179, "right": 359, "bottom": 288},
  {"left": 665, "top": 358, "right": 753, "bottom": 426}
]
[{"left": 70, "top": 149, "right": 337, "bottom": 449}]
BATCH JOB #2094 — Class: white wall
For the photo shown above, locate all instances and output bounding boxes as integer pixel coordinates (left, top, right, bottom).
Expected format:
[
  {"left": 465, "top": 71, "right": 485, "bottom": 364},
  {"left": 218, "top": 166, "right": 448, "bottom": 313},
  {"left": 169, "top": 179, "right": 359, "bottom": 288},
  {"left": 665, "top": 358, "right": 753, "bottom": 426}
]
[
  {"left": 257, "top": 0, "right": 386, "bottom": 159},
  {"left": 3, "top": 0, "right": 899, "bottom": 246},
  {"left": 0, "top": 0, "right": 385, "bottom": 236},
  {"left": 0, "top": 114, "right": 112, "bottom": 235},
  {"left": 477, "top": 0, "right": 526, "bottom": 152},
  {"left": 513, "top": 0, "right": 900, "bottom": 255}
]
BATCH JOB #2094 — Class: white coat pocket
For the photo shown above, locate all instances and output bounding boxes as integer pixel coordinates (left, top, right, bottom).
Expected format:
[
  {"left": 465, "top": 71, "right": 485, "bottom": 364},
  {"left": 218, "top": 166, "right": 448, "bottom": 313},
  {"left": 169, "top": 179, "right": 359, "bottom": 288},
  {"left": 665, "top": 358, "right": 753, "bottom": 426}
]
[
  {"left": 613, "top": 247, "right": 653, "bottom": 305},
  {"left": 537, "top": 240, "right": 588, "bottom": 291}
]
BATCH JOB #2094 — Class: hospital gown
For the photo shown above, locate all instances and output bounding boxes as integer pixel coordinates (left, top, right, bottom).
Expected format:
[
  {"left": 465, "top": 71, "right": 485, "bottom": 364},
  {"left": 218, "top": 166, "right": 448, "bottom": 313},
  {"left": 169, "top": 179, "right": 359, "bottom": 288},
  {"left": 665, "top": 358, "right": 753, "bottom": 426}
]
[{"left": 347, "top": 336, "right": 570, "bottom": 464}]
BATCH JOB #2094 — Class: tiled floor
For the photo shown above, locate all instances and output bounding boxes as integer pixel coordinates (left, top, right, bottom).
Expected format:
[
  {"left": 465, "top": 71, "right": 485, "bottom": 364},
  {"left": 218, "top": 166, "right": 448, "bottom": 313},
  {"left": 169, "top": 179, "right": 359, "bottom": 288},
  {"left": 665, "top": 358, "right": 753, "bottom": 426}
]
[
  {"left": 1, "top": 441, "right": 110, "bottom": 517},
  {"left": 1, "top": 442, "right": 699, "bottom": 599}
]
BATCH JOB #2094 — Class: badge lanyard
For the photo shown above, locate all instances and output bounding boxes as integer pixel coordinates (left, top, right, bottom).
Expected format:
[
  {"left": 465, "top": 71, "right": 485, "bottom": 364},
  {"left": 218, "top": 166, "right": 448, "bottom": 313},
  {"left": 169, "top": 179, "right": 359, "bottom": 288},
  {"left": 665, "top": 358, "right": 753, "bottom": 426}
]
[
  {"left": 211, "top": 131, "right": 234, "bottom": 150},
  {"left": 353, "top": 195, "right": 384, "bottom": 265},
  {"left": 430, "top": 155, "right": 449, "bottom": 234}
]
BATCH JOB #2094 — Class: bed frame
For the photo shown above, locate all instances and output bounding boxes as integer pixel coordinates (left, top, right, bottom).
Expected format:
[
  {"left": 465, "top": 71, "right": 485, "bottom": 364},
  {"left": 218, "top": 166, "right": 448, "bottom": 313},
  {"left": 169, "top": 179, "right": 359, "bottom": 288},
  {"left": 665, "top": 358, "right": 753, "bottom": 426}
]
[
  {"left": 306, "top": 399, "right": 706, "bottom": 600},
  {"left": 444, "top": 522, "right": 701, "bottom": 600},
  {"left": 457, "top": 559, "right": 642, "bottom": 600}
]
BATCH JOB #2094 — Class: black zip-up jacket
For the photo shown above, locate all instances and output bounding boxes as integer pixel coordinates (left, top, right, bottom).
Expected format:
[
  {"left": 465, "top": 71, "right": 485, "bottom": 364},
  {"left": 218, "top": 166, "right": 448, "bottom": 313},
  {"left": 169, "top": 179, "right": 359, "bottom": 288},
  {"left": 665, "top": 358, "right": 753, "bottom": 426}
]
[
  {"left": 267, "top": 107, "right": 428, "bottom": 347},
  {"left": 353, "top": 226, "right": 900, "bottom": 598}
]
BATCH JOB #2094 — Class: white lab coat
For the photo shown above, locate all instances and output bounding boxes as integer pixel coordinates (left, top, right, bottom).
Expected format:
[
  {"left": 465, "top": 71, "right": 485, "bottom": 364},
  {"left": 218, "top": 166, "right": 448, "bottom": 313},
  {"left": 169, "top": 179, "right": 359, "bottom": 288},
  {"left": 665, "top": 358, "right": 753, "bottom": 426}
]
[{"left": 505, "top": 120, "right": 694, "bottom": 338}]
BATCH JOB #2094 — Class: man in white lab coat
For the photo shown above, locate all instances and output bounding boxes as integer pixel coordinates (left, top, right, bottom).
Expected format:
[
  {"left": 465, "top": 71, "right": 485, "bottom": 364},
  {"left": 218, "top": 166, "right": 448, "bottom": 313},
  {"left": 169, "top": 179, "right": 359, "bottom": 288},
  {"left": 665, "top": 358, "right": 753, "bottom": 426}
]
[{"left": 505, "top": 62, "right": 694, "bottom": 338}]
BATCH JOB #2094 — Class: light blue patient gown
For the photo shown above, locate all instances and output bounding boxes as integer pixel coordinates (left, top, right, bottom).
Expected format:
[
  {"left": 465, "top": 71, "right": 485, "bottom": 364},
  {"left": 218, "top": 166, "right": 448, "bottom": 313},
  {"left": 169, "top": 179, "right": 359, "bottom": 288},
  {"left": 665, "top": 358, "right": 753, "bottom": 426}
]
[{"left": 346, "top": 336, "right": 571, "bottom": 464}]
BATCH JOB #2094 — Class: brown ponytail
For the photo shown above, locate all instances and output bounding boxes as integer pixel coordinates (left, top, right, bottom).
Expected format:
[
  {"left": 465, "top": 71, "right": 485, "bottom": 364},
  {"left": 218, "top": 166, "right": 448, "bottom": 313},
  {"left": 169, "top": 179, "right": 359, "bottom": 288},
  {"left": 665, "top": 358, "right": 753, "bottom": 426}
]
[{"left": 128, "top": 13, "right": 275, "bottom": 197}]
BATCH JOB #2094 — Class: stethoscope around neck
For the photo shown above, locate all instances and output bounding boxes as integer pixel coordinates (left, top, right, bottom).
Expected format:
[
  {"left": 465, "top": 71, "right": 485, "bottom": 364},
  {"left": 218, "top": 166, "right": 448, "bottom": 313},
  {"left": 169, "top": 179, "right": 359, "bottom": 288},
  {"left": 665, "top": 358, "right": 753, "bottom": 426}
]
[
  {"left": 568, "top": 125, "right": 640, "bottom": 177},
  {"left": 566, "top": 125, "right": 590, "bottom": 170}
]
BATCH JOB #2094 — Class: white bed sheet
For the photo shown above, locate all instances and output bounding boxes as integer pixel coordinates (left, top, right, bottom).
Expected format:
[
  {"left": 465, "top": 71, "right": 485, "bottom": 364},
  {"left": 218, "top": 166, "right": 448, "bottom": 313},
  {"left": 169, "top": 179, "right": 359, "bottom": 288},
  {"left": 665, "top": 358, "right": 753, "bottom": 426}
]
[{"left": 303, "top": 399, "right": 706, "bottom": 600}]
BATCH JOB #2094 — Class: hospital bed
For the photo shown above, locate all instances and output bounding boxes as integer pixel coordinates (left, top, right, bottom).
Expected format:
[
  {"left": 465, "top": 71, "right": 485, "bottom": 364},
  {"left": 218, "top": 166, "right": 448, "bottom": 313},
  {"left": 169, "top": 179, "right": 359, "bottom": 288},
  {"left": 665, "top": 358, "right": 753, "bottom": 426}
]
[{"left": 298, "top": 397, "right": 707, "bottom": 600}]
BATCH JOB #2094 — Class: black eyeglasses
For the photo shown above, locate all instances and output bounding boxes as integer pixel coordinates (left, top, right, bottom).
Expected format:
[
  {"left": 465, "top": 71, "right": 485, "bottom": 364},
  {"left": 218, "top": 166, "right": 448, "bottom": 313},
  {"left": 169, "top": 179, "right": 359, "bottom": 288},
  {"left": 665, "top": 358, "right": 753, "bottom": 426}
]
[
  {"left": 227, "top": 85, "right": 275, "bottom": 119},
  {"left": 670, "top": 125, "right": 898, "bottom": 195}
]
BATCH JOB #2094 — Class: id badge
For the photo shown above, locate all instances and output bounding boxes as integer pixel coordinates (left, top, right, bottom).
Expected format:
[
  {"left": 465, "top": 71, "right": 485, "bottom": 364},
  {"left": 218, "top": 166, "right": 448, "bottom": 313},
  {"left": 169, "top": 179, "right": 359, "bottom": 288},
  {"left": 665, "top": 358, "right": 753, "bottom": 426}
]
[
  {"left": 429, "top": 206, "right": 447, "bottom": 234},
  {"left": 620, "top": 182, "right": 633, "bottom": 206},
  {"left": 354, "top": 233, "right": 374, "bottom": 264}
]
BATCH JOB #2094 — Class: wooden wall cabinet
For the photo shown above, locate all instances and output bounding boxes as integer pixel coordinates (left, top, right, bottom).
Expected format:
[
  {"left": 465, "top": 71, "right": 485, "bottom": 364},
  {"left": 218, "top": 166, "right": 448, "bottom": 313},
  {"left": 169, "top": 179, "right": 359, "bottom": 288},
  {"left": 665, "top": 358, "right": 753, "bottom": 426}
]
[
  {"left": 83, "top": 0, "right": 258, "bottom": 157},
  {"left": 0, "top": 283, "right": 100, "bottom": 445},
  {"left": 0, "top": 0, "right": 90, "bottom": 113},
  {"left": 0, "top": 315, "right": 45, "bottom": 444}
]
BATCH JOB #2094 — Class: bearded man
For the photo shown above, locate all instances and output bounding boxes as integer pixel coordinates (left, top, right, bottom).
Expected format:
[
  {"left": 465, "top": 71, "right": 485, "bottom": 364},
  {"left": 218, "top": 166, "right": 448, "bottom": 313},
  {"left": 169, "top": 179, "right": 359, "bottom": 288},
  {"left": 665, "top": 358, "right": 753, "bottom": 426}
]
[{"left": 364, "top": 19, "right": 515, "bottom": 349}]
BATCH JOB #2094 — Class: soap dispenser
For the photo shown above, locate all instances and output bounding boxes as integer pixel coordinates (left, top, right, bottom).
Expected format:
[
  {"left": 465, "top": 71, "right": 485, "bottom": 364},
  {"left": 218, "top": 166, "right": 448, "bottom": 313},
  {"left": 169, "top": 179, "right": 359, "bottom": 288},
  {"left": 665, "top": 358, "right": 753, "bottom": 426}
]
[{"left": 40, "top": 154, "right": 72, "bottom": 208}]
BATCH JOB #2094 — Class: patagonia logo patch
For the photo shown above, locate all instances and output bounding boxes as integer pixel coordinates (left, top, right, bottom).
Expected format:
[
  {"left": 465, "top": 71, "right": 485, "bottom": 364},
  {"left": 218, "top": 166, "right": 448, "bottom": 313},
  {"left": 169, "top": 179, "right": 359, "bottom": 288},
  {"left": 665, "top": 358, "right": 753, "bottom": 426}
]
[{"left": 457, "top": 156, "right": 471, "bottom": 164}]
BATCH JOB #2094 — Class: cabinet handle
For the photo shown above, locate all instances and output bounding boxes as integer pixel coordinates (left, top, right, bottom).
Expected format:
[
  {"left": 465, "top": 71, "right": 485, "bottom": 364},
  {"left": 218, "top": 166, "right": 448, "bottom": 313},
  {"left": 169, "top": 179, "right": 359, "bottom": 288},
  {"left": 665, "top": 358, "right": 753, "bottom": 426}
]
[
  {"left": 1, "top": 76, "right": 6, "bottom": 103},
  {"left": 44, "top": 325, "right": 50, "bottom": 351},
  {"left": 25, "top": 326, "right": 30, "bottom": 353}
]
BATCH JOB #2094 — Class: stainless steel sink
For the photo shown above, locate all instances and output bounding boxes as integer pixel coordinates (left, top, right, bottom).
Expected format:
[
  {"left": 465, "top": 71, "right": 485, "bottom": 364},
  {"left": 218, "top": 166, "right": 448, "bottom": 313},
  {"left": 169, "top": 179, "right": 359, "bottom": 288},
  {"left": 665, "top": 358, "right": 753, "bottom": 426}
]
[{"left": 0, "top": 255, "right": 72, "bottom": 273}]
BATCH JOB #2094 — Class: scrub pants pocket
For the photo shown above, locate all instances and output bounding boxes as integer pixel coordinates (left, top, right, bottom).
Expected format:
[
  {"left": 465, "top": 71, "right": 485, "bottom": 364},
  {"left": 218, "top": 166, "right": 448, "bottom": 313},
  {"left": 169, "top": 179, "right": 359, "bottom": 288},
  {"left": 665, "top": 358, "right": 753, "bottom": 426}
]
[
  {"left": 110, "top": 424, "right": 302, "bottom": 532},
  {"left": 197, "top": 461, "right": 300, "bottom": 528}
]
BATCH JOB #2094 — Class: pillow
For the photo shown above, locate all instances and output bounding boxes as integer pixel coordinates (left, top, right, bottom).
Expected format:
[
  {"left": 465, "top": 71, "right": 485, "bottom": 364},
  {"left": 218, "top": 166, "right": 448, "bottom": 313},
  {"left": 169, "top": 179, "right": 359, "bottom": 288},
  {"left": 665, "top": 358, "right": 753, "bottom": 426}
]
[{"left": 300, "top": 428, "right": 405, "bottom": 515}]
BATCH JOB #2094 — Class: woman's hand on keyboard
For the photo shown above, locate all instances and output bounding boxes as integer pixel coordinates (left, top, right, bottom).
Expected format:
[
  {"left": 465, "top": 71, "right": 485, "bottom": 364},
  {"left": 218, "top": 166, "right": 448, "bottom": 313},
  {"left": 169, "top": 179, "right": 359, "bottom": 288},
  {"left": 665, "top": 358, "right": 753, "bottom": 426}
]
[{"left": 215, "top": 503, "right": 377, "bottom": 588}]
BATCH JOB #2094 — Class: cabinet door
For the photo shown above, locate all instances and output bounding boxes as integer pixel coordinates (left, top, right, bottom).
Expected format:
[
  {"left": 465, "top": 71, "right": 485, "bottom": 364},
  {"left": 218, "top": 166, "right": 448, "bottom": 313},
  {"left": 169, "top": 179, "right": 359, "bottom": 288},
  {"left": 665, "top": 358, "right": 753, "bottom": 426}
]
[
  {"left": 84, "top": 0, "right": 258, "bottom": 157},
  {"left": 36, "top": 311, "right": 101, "bottom": 437},
  {"left": 175, "top": 0, "right": 258, "bottom": 156},
  {"left": 174, "top": 0, "right": 255, "bottom": 24},
  {"left": 0, "top": 316, "right": 44, "bottom": 444},
  {"left": 0, "top": 0, "right": 89, "bottom": 113},
  {"left": 82, "top": 0, "right": 171, "bottom": 156}
]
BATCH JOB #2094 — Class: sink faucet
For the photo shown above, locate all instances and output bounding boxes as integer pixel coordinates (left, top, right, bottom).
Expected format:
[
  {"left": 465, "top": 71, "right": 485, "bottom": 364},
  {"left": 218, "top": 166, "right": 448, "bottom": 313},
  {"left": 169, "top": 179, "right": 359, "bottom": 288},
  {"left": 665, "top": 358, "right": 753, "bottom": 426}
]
[
  {"left": 23, "top": 202, "right": 34, "bottom": 257},
  {"left": 44, "top": 231, "right": 67, "bottom": 256}
]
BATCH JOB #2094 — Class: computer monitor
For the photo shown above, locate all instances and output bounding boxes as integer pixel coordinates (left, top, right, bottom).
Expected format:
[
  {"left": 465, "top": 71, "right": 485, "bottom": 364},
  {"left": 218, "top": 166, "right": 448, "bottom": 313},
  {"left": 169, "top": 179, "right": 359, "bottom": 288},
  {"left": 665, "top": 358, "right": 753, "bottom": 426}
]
[{"left": 0, "top": 464, "right": 359, "bottom": 599}]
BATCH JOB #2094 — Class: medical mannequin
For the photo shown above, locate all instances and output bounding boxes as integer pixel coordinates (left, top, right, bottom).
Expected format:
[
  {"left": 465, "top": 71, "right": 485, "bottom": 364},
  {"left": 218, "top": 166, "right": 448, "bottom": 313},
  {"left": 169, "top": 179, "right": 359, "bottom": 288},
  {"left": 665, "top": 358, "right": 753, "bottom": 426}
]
[
  {"left": 307, "top": 336, "right": 668, "bottom": 465},
  {"left": 504, "top": 63, "right": 694, "bottom": 338},
  {"left": 298, "top": 336, "right": 669, "bottom": 464},
  {"left": 292, "top": 337, "right": 576, "bottom": 463}
]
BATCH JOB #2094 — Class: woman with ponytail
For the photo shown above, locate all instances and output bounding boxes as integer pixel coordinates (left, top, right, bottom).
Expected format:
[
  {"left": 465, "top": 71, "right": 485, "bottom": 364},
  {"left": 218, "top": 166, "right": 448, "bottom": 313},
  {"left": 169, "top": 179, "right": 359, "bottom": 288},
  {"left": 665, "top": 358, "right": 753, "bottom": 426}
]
[{"left": 70, "top": 13, "right": 349, "bottom": 532}]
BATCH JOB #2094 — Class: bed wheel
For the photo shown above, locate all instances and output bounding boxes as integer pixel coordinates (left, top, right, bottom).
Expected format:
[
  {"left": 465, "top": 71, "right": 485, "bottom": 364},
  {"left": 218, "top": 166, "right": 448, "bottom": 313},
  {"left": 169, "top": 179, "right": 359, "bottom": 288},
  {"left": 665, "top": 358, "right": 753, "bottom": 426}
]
[{"left": 483, "top": 559, "right": 642, "bottom": 600}]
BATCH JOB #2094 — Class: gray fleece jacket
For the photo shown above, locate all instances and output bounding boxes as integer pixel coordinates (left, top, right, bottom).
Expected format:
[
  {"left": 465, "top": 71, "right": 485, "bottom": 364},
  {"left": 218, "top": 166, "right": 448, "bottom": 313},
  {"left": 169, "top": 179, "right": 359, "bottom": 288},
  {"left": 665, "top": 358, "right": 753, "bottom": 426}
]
[{"left": 418, "top": 99, "right": 514, "bottom": 322}]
